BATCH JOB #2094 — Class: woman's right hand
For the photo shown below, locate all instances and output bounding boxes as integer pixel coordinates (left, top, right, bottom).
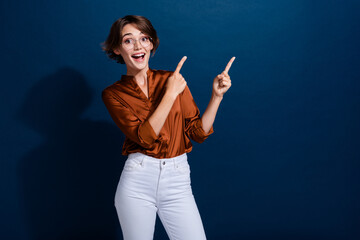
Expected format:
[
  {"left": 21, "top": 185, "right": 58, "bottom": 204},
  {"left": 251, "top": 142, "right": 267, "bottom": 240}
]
[
  {"left": 166, "top": 56, "right": 187, "bottom": 98},
  {"left": 148, "top": 56, "right": 188, "bottom": 136}
]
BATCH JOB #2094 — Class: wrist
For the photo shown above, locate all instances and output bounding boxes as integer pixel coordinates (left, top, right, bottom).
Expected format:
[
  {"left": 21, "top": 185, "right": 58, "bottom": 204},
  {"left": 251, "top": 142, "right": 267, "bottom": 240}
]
[
  {"left": 211, "top": 92, "right": 223, "bottom": 102},
  {"left": 164, "top": 90, "right": 178, "bottom": 101}
]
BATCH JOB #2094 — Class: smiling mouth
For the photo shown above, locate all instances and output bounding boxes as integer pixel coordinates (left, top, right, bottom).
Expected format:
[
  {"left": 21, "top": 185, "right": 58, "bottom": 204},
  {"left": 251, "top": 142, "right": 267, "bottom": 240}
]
[{"left": 131, "top": 53, "right": 145, "bottom": 60}]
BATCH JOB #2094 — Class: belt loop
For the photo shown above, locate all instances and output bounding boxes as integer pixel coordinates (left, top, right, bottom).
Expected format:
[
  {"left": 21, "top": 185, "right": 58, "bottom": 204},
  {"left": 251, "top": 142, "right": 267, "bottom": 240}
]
[
  {"left": 173, "top": 157, "right": 176, "bottom": 169},
  {"left": 175, "top": 156, "right": 179, "bottom": 169},
  {"left": 140, "top": 155, "right": 145, "bottom": 167}
]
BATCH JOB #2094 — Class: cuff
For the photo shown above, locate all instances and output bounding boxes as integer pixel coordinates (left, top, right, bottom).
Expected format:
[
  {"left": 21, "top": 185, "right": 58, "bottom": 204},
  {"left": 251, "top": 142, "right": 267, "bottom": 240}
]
[
  {"left": 138, "top": 120, "right": 159, "bottom": 145},
  {"left": 193, "top": 120, "right": 214, "bottom": 139}
]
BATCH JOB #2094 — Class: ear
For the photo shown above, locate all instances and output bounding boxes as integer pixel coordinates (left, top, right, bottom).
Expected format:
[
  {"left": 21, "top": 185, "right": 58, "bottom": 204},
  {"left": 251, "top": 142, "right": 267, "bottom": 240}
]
[{"left": 113, "top": 48, "right": 121, "bottom": 55}]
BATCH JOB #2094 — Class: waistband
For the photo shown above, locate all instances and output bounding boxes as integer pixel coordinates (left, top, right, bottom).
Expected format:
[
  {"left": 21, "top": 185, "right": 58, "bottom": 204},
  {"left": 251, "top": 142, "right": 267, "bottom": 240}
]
[{"left": 127, "top": 152, "right": 187, "bottom": 163}]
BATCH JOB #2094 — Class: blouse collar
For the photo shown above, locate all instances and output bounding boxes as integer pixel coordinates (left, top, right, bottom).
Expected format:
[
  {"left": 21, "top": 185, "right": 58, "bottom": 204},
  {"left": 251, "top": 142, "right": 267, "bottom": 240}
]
[
  {"left": 119, "top": 68, "right": 155, "bottom": 100},
  {"left": 120, "top": 68, "right": 153, "bottom": 84}
]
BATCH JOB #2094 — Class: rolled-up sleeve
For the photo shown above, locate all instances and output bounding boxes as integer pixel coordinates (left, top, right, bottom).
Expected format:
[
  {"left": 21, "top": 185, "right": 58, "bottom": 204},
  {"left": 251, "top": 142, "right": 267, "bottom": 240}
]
[
  {"left": 181, "top": 86, "right": 214, "bottom": 143},
  {"left": 102, "top": 89, "right": 158, "bottom": 148}
]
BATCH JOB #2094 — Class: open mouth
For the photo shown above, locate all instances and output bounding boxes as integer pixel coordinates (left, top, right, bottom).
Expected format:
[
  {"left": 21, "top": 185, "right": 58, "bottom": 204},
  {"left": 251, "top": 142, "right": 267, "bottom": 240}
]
[{"left": 131, "top": 53, "right": 145, "bottom": 61}]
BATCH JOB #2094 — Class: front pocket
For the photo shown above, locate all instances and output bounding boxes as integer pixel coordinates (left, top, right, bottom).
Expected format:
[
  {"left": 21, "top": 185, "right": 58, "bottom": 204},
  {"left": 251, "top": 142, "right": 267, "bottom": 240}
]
[
  {"left": 175, "top": 162, "right": 191, "bottom": 174},
  {"left": 123, "top": 158, "right": 142, "bottom": 172}
]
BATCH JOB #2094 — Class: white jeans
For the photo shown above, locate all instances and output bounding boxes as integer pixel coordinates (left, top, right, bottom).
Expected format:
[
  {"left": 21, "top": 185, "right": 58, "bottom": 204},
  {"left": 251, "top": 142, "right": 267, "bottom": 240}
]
[{"left": 114, "top": 152, "right": 207, "bottom": 240}]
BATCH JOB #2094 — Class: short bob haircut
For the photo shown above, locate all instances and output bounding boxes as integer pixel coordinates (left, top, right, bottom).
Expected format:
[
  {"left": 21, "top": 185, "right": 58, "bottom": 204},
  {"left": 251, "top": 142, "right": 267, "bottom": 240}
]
[{"left": 101, "top": 15, "right": 159, "bottom": 64}]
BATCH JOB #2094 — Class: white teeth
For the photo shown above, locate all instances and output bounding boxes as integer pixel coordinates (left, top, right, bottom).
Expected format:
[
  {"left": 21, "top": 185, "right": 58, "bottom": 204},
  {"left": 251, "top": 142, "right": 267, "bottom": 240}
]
[{"left": 133, "top": 53, "right": 145, "bottom": 57}]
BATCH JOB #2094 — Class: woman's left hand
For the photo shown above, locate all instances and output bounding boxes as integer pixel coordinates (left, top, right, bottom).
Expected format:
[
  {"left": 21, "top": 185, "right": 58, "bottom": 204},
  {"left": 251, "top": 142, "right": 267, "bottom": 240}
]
[{"left": 212, "top": 57, "right": 235, "bottom": 98}]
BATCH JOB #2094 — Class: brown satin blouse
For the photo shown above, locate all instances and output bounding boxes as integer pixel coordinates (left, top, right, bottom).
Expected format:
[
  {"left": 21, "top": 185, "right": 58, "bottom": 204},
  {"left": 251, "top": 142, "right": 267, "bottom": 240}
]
[{"left": 102, "top": 68, "right": 214, "bottom": 158}]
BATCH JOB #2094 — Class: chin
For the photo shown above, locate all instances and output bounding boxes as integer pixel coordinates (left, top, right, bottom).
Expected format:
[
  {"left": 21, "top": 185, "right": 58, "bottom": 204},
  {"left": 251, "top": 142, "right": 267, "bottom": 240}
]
[{"left": 127, "top": 57, "right": 150, "bottom": 71}]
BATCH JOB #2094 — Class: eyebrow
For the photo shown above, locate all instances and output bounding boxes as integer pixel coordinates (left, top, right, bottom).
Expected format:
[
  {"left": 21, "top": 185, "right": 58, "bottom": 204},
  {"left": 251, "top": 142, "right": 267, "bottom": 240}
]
[
  {"left": 122, "top": 33, "right": 133, "bottom": 38},
  {"left": 122, "top": 32, "right": 145, "bottom": 38}
]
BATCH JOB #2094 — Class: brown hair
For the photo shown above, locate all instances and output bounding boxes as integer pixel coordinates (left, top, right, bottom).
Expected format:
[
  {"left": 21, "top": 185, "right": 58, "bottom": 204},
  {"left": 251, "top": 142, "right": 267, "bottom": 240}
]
[{"left": 101, "top": 15, "right": 159, "bottom": 64}]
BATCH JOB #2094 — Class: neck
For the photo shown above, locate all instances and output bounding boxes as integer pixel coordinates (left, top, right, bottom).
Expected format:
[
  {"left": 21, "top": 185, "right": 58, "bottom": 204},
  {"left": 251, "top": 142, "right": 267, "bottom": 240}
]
[{"left": 126, "top": 66, "right": 149, "bottom": 81}]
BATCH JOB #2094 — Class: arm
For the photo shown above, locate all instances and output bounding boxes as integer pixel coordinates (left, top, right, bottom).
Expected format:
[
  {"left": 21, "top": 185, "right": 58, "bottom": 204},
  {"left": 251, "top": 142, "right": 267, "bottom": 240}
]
[
  {"left": 148, "top": 56, "right": 187, "bottom": 136},
  {"left": 201, "top": 95, "right": 223, "bottom": 134},
  {"left": 181, "top": 86, "right": 214, "bottom": 143},
  {"left": 201, "top": 57, "right": 235, "bottom": 133}
]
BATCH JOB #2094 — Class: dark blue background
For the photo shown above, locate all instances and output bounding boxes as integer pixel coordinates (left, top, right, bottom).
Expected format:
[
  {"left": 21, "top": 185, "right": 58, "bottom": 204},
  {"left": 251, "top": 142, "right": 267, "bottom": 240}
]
[{"left": 1, "top": 0, "right": 359, "bottom": 239}]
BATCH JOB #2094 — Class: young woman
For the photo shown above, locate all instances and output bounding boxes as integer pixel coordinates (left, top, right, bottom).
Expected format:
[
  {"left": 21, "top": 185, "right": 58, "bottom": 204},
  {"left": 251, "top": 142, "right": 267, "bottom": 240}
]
[{"left": 102, "top": 15, "right": 234, "bottom": 240}]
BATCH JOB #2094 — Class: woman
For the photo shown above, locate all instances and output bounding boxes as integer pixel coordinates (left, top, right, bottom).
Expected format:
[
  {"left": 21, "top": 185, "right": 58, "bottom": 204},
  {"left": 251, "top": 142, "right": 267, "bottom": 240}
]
[{"left": 101, "top": 15, "right": 234, "bottom": 240}]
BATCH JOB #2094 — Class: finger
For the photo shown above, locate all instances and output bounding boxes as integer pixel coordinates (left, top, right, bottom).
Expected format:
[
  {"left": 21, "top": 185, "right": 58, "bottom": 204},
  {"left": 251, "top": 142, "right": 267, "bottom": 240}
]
[
  {"left": 222, "top": 79, "right": 231, "bottom": 84},
  {"left": 174, "top": 56, "right": 187, "bottom": 74},
  {"left": 223, "top": 56, "right": 236, "bottom": 74},
  {"left": 222, "top": 81, "right": 231, "bottom": 87},
  {"left": 222, "top": 76, "right": 231, "bottom": 82},
  {"left": 217, "top": 74, "right": 224, "bottom": 80}
]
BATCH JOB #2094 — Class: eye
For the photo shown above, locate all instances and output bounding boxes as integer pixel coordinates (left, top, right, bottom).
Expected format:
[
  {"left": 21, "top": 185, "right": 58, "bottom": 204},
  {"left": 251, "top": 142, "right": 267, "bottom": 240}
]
[
  {"left": 123, "top": 38, "right": 133, "bottom": 45},
  {"left": 140, "top": 36, "right": 150, "bottom": 43}
]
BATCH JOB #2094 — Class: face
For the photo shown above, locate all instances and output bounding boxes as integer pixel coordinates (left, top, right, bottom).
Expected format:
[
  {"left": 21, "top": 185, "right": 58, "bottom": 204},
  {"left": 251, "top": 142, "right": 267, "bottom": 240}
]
[{"left": 114, "top": 24, "right": 153, "bottom": 73}]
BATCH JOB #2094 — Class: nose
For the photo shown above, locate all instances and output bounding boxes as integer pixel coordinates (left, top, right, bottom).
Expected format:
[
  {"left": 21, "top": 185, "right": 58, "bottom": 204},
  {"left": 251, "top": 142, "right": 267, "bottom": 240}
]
[{"left": 133, "top": 39, "right": 141, "bottom": 50}]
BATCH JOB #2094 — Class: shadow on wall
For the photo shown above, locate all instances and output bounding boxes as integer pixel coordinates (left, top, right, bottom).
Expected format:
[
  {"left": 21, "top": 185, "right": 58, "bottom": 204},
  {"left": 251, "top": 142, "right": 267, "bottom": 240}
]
[{"left": 16, "top": 67, "right": 125, "bottom": 240}]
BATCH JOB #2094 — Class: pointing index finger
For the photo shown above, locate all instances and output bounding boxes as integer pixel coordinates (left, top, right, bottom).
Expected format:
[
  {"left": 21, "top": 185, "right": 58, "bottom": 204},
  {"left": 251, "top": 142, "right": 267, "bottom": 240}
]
[
  {"left": 223, "top": 56, "right": 236, "bottom": 74},
  {"left": 174, "top": 56, "right": 187, "bottom": 74}
]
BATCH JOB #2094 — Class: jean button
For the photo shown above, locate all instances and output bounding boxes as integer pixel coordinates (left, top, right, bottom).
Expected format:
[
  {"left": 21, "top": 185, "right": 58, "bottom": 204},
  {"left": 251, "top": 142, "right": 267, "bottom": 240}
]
[{"left": 162, "top": 161, "right": 166, "bottom": 165}]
